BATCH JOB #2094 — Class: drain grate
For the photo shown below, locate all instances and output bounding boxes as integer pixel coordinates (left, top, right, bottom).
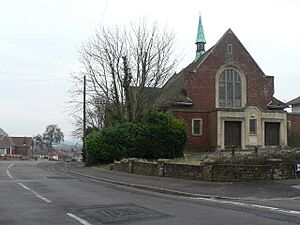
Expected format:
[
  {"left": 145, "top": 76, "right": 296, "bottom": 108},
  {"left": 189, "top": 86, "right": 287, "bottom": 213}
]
[{"left": 68, "top": 203, "right": 168, "bottom": 224}]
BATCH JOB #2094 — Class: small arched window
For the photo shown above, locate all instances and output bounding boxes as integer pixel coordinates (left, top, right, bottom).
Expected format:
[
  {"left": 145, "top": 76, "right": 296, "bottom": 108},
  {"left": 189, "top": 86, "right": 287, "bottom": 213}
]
[{"left": 219, "top": 69, "right": 241, "bottom": 108}]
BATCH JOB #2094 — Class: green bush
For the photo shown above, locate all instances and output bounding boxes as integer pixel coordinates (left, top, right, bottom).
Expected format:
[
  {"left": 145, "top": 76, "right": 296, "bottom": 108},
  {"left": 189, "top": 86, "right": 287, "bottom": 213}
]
[
  {"left": 85, "top": 110, "right": 187, "bottom": 164},
  {"left": 85, "top": 123, "right": 136, "bottom": 164},
  {"left": 134, "top": 110, "right": 187, "bottom": 159}
]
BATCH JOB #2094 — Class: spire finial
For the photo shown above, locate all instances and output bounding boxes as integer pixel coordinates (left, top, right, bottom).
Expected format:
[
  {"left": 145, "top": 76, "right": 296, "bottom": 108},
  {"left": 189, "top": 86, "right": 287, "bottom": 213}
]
[{"left": 195, "top": 14, "right": 206, "bottom": 60}]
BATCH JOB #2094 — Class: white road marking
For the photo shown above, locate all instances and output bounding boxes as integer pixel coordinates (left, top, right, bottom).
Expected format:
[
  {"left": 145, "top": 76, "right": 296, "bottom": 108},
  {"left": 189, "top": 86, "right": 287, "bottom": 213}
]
[
  {"left": 67, "top": 213, "right": 92, "bottom": 225},
  {"left": 191, "top": 197, "right": 300, "bottom": 216},
  {"left": 6, "top": 164, "right": 14, "bottom": 179},
  {"left": 17, "top": 182, "right": 30, "bottom": 190},
  {"left": 292, "top": 185, "right": 300, "bottom": 190},
  {"left": 17, "top": 182, "right": 52, "bottom": 203},
  {"left": 31, "top": 190, "right": 52, "bottom": 203}
]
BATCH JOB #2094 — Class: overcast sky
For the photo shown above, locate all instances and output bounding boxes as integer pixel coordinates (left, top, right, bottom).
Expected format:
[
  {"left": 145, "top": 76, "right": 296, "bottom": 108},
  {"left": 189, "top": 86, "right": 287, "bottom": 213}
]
[{"left": 0, "top": 0, "right": 299, "bottom": 140}]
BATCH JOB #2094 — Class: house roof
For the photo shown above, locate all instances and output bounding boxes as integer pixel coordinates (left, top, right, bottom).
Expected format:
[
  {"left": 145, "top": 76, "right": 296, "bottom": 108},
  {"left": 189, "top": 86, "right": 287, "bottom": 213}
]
[
  {"left": 268, "top": 97, "right": 289, "bottom": 110},
  {"left": 10, "top": 137, "right": 33, "bottom": 147},
  {"left": 0, "top": 128, "right": 13, "bottom": 149},
  {"left": 287, "top": 96, "right": 300, "bottom": 105}
]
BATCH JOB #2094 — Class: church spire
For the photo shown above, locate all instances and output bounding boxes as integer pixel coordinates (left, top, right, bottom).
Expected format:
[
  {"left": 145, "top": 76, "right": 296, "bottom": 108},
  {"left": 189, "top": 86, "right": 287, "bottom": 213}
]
[{"left": 195, "top": 14, "right": 206, "bottom": 60}]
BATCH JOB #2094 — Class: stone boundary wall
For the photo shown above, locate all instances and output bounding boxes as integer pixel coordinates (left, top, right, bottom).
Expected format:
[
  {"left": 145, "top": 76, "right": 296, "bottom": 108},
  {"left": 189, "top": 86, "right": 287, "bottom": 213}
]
[
  {"left": 210, "top": 163, "right": 294, "bottom": 182},
  {"left": 164, "top": 163, "right": 204, "bottom": 179},
  {"left": 132, "top": 161, "right": 159, "bottom": 176},
  {"left": 114, "top": 159, "right": 296, "bottom": 182}
]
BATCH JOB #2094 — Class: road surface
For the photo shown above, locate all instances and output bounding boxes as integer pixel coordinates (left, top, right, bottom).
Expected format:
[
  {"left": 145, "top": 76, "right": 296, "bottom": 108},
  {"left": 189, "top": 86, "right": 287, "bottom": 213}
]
[{"left": 1, "top": 160, "right": 300, "bottom": 225}]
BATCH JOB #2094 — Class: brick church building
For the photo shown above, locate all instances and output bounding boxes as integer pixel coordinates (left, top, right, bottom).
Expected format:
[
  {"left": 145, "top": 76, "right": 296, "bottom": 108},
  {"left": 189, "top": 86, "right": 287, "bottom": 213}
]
[{"left": 155, "top": 16, "right": 288, "bottom": 151}]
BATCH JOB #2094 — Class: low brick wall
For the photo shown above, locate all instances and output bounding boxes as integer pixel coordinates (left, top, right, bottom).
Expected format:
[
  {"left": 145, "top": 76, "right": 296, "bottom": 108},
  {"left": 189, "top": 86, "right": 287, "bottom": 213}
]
[{"left": 114, "top": 159, "right": 296, "bottom": 181}]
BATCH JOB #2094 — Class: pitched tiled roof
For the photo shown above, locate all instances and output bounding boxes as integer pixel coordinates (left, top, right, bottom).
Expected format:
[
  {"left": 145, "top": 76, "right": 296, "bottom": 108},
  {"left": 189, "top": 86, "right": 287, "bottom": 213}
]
[
  {"left": 268, "top": 97, "right": 289, "bottom": 109},
  {"left": 0, "top": 128, "right": 13, "bottom": 148},
  {"left": 154, "top": 47, "right": 215, "bottom": 108},
  {"left": 10, "top": 137, "right": 33, "bottom": 147},
  {"left": 154, "top": 72, "right": 188, "bottom": 108},
  {"left": 287, "top": 96, "right": 300, "bottom": 105},
  {"left": 184, "top": 46, "right": 214, "bottom": 72},
  {"left": 129, "top": 86, "right": 162, "bottom": 110}
]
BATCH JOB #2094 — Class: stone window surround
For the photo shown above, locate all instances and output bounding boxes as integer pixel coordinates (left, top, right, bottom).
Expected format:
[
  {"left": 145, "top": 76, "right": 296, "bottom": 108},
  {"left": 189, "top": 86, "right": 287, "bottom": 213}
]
[
  {"left": 215, "top": 64, "right": 247, "bottom": 109},
  {"left": 249, "top": 118, "right": 257, "bottom": 135},
  {"left": 192, "top": 118, "right": 203, "bottom": 136},
  {"left": 216, "top": 108, "right": 287, "bottom": 150},
  {"left": 228, "top": 44, "right": 233, "bottom": 54}
]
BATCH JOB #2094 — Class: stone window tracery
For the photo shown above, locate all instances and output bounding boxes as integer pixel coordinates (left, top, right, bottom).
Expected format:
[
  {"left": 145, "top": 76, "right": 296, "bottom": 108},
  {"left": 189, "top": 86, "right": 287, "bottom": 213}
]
[{"left": 219, "top": 69, "right": 242, "bottom": 108}]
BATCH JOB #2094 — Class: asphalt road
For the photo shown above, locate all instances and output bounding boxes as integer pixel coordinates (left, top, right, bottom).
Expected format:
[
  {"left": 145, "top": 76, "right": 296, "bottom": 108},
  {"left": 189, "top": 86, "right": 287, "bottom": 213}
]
[{"left": 1, "top": 160, "right": 300, "bottom": 225}]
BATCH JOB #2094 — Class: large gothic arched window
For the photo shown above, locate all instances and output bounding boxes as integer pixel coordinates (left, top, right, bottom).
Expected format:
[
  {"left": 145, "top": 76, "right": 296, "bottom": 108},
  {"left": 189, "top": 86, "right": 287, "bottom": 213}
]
[{"left": 219, "top": 69, "right": 242, "bottom": 108}]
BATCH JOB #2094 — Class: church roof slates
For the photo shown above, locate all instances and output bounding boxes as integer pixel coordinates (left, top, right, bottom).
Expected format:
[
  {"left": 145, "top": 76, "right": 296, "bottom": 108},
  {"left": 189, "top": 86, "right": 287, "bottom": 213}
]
[{"left": 154, "top": 71, "right": 188, "bottom": 108}]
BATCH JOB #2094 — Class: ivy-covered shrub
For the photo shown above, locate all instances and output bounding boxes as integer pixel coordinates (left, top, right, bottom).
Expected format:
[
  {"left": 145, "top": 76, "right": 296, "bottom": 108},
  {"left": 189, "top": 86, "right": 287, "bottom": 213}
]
[{"left": 85, "top": 110, "right": 187, "bottom": 164}]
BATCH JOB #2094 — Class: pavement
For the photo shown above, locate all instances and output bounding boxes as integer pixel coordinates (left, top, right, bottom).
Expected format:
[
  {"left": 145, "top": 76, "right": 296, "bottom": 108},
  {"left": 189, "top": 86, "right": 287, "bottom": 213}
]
[{"left": 65, "top": 162, "right": 300, "bottom": 201}]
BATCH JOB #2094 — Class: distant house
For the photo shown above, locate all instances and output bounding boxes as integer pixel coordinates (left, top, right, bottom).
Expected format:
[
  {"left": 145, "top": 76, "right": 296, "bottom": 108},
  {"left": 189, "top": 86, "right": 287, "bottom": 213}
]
[
  {"left": 287, "top": 96, "right": 300, "bottom": 146},
  {"left": 10, "top": 137, "right": 33, "bottom": 156},
  {"left": 154, "top": 16, "right": 288, "bottom": 151},
  {"left": 0, "top": 128, "right": 34, "bottom": 157},
  {"left": 0, "top": 128, "right": 13, "bottom": 155},
  {"left": 288, "top": 96, "right": 300, "bottom": 113}
]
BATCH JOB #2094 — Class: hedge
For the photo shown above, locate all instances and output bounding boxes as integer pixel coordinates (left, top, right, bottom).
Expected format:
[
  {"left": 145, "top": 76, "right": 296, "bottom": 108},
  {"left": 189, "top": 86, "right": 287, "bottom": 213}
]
[{"left": 85, "top": 110, "right": 187, "bottom": 164}]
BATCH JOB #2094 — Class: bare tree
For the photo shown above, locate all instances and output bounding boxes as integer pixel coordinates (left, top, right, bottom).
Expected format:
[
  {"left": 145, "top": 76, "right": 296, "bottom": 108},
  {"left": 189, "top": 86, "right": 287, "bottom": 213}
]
[
  {"left": 69, "top": 19, "right": 177, "bottom": 136},
  {"left": 33, "top": 134, "right": 44, "bottom": 150},
  {"left": 43, "top": 125, "right": 64, "bottom": 148}
]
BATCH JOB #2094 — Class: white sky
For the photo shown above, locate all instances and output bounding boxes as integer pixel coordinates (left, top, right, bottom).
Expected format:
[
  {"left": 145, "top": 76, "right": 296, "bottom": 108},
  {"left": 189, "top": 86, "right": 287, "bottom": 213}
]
[{"left": 0, "top": 0, "right": 299, "bottom": 140}]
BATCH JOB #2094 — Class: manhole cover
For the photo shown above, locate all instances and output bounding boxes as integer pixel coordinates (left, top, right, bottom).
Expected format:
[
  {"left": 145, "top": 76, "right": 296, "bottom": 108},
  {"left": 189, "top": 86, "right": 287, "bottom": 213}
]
[{"left": 68, "top": 203, "right": 168, "bottom": 224}]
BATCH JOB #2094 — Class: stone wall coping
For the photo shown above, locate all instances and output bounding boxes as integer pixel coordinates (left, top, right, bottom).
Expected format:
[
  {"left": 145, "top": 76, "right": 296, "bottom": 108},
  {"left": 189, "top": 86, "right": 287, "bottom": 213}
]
[
  {"left": 128, "top": 158, "right": 138, "bottom": 161},
  {"left": 134, "top": 161, "right": 158, "bottom": 165},
  {"left": 165, "top": 161, "right": 201, "bottom": 166},
  {"left": 157, "top": 159, "right": 171, "bottom": 162}
]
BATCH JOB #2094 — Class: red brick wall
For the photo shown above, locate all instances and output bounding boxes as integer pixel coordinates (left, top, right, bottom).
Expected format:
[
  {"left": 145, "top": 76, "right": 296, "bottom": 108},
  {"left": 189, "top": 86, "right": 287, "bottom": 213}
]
[
  {"left": 171, "top": 111, "right": 215, "bottom": 151},
  {"left": 208, "top": 111, "right": 217, "bottom": 147},
  {"left": 184, "top": 30, "right": 273, "bottom": 111},
  {"left": 168, "top": 30, "right": 276, "bottom": 151},
  {"left": 287, "top": 113, "right": 300, "bottom": 133},
  {"left": 287, "top": 113, "right": 300, "bottom": 146}
]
